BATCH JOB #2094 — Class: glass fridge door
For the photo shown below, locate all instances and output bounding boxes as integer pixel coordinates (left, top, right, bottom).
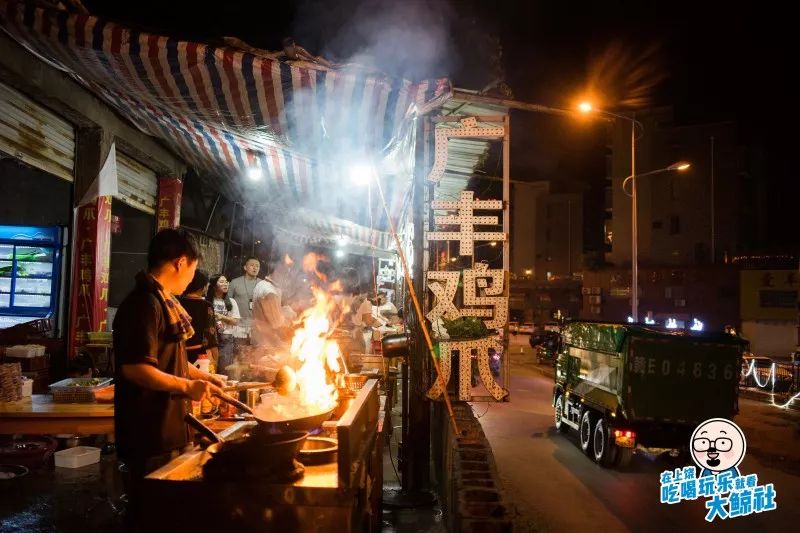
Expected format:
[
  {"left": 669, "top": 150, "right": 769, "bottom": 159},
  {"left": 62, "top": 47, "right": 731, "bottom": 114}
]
[
  {"left": 0, "top": 244, "right": 13, "bottom": 310},
  {"left": 12, "top": 245, "right": 54, "bottom": 310}
]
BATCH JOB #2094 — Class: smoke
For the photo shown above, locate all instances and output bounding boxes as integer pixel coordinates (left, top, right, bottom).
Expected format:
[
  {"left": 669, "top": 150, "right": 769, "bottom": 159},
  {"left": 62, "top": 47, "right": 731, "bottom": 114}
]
[
  {"left": 244, "top": 0, "right": 462, "bottom": 237},
  {"left": 293, "top": 0, "right": 459, "bottom": 80}
]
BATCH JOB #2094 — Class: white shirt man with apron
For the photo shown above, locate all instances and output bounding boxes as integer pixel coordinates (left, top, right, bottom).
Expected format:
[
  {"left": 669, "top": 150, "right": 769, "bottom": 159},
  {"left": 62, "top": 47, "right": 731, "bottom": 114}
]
[{"left": 251, "top": 275, "right": 296, "bottom": 348}]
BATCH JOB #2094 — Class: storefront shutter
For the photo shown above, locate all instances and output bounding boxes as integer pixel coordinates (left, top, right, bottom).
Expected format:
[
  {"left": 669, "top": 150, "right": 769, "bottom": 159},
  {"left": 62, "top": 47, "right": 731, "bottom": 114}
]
[
  {"left": 116, "top": 153, "right": 157, "bottom": 215},
  {"left": 0, "top": 81, "right": 75, "bottom": 182}
]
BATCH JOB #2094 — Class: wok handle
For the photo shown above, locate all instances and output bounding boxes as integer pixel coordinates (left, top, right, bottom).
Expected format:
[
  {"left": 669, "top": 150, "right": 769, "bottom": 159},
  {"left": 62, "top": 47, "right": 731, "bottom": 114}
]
[
  {"left": 171, "top": 390, "right": 255, "bottom": 416},
  {"left": 214, "top": 392, "right": 255, "bottom": 415},
  {"left": 184, "top": 413, "right": 223, "bottom": 443}
]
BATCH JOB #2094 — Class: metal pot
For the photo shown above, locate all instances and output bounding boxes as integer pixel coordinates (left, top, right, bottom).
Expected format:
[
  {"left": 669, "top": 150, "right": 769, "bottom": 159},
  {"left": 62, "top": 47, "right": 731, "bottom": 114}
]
[
  {"left": 297, "top": 437, "right": 338, "bottom": 465},
  {"left": 381, "top": 333, "right": 409, "bottom": 358}
]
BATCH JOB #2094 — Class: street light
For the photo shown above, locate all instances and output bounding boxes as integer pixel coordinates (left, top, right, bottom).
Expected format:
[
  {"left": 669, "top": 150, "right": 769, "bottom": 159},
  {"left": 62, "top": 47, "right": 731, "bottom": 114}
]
[
  {"left": 622, "top": 161, "right": 691, "bottom": 321},
  {"left": 578, "top": 101, "right": 645, "bottom": 320},
  {"left": 622, "top": 162, "right": 691, "bottom": 195}
]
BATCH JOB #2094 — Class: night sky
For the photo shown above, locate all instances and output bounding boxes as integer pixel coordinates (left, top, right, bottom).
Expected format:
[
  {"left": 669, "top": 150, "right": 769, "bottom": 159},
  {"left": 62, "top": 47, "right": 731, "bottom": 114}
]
[{"left": 83, "top": 0, "right": 798, "bottom": 249}]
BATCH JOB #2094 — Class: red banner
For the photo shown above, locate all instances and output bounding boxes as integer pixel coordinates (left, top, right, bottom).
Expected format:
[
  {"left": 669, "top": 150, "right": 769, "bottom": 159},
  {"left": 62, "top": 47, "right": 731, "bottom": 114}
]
[
  {"left": 157, "top": 176, "right": 183, "bottom": 231},
  {"left": 68, "top": 196, "right": 111, "bottom": 357}
]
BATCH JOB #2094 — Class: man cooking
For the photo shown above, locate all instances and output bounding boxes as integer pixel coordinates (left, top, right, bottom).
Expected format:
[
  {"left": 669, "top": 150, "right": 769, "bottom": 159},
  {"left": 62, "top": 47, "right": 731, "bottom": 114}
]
[
  {"left": 250, "top": 261, "right": 296, "bottom": 348},
  {"left": 113, "top": 229, "right": 225, "bottom": 527},
  {"left": 228, "top": 256, "right": 262, "bottom": 338}
]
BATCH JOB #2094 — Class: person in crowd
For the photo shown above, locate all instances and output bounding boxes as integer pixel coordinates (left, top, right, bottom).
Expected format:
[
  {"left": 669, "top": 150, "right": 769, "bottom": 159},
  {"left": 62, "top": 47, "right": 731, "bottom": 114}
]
[
  {"left": 113, "top": 229, "right": 225, "bottom": 530},
  {"left": 340, "top": 268, "right": 379, "bottom": 355},
  {"left": 206, "top": 274, "right": 241, "bottom": 373},
  {"left": 228, "top": 256, "right": 262, "bottom": 337},
  {"left": 375, "top": 290, "right": 399, "bottom": 324},
  {"left": 251, "top": 261, "right": 296, "bottom": 348},
  {"left": 179, "top": 270, "right": 219, "bottom": 367}
]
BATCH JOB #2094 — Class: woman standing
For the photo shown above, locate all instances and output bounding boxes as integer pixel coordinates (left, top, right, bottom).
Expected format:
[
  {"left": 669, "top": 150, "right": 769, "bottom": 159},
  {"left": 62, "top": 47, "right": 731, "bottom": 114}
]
[
  {"left": 179, "top": 270, "right": 219, "bottom": 368},
  {"left": 206, "top": 274, "right": 241, "bottom": 374}
]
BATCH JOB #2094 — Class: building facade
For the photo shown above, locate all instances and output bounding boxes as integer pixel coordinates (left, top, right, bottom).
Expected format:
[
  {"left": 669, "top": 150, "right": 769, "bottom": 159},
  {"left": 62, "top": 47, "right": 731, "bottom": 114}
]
[
  {"left": 580, "top": 265, "right": 740, "bottom": 332},
  {"left": 511, "top": 182, "right": 583, "bottom": 281},
  {"left": 606, "top": 107, "right": 761, "bottom": 267}
]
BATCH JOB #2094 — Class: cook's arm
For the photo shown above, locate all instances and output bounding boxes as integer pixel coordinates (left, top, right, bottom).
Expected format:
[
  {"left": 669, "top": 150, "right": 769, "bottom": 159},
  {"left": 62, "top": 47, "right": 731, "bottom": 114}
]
[
  {"left": 186, "top": 362, "right": 225, "bottom": 387},
  {"left": 122, "top": 364, "right": 222, "bottom": 400}
]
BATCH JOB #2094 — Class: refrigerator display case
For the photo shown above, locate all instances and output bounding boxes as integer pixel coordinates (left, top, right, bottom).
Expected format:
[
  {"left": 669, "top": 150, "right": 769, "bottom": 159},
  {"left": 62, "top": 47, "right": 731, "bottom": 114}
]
[{"left": 0, "top": 225, "right": 63, "bottom": 329}]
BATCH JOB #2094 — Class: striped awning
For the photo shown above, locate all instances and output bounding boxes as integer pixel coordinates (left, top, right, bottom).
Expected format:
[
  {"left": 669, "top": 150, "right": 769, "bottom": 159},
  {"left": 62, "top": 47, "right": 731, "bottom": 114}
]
[{"left": 0, "top": 0, "right": 451, "bottom": 248}]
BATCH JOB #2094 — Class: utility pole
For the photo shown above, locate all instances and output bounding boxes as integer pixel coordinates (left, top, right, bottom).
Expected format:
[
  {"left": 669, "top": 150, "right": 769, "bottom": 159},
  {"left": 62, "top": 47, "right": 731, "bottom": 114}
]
[
  {"left": 631, "top": 113, "right": 638, "bottom": 322},
  {"left": 711, "top": 136, "right": 715, "bottom": 264}
]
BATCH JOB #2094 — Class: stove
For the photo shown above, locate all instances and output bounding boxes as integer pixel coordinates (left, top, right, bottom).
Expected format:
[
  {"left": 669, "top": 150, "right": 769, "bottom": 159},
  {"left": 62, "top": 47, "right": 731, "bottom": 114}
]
[{"left": 142, "top": 380, "right": 384, "bottom": 532}]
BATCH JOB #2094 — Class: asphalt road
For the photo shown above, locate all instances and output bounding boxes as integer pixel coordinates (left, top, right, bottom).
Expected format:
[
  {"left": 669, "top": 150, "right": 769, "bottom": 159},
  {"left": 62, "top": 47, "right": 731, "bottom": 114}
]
[{"left": 476, "top": 362, "right": 800, "bottom": 532}]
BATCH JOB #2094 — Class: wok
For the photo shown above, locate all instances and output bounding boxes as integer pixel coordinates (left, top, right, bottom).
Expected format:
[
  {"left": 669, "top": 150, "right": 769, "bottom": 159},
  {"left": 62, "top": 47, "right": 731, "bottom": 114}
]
[
  {"left": 214, "top": 392, "right": 336, "bottom": 432},
  {"left": 184, "top": 413, "right": 308, "bottom": 463}
]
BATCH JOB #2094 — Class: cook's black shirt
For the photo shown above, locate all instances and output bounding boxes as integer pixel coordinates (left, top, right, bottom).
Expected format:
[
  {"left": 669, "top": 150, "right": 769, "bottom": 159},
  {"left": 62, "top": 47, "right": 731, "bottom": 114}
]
[{"left": 113, "top": 273, "right": 188, "bottom": 461}]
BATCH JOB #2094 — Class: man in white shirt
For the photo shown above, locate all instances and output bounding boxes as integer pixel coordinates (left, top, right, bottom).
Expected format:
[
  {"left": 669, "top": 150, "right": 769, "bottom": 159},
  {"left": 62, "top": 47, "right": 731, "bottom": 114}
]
[{"left": 251, "top": 264, "right": 296, "bottom": 348}]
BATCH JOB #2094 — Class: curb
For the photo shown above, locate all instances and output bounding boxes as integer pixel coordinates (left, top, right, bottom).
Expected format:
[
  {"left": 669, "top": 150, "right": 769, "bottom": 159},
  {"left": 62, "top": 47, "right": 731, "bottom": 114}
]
[{"left": 444, "top": 403, "right": 513, "bottom": 532}]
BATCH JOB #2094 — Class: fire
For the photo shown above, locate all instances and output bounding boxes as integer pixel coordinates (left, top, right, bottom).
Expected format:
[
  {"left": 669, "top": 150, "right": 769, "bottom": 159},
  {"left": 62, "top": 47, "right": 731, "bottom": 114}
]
[
  {"left": 288, "top": 286, "right": 341, "bottom": 413},
  {"left": 284, "top": 253, "right": 294, "bottom": 267},
  {"left": 302, "top": 252, "right": 328, "bottom": 283}
]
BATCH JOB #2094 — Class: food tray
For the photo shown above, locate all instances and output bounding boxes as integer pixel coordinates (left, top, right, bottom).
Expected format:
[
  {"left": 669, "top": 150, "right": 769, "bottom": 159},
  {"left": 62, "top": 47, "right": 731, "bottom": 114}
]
[
  {"left": 54, "top": 446, "right": 101, "bottom": 468},
  {"left": 49, "top": 378, "right": 113, "bottom": 403}
]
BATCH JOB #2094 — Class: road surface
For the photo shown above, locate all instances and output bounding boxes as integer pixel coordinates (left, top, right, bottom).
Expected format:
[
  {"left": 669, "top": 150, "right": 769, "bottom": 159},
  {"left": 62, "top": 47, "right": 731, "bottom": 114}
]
[{"left": 476, "top": 361, "right": 800, "bottom": 532}]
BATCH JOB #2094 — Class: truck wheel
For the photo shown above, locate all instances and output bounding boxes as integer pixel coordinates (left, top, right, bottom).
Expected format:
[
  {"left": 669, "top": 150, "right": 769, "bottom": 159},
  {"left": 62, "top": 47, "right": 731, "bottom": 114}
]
[
  {"left": 615, "top": 448, "right": 634, "bottom": 469},
  {"left": 554, "top": 395, "right": 569, "bottom": 433},
  {"left": 592, "top": 418, "right": 617, "bottom": 467},
  {"left": 579, "top": 410, "right": 595, "bottom": 455}
]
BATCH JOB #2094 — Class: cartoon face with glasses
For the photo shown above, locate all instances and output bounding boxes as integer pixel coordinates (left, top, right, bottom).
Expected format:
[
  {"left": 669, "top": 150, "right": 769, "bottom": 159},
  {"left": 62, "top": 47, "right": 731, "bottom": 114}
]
[{"left": 690, "top": 418, "right": 747, "bottom": 477}]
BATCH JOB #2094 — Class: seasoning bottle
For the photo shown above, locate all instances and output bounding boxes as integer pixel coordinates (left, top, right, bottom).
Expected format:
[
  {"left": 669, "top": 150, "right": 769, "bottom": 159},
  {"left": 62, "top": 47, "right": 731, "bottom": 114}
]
[{"left": 195, "top": 354, "right": 211, "bottom": 374}]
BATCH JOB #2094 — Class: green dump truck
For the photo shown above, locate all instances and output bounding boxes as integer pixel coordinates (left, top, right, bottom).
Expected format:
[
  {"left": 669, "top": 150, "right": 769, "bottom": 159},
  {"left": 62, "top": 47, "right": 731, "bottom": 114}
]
[{"left": 552, "top": 321, "right": 746, "bottom": 468}]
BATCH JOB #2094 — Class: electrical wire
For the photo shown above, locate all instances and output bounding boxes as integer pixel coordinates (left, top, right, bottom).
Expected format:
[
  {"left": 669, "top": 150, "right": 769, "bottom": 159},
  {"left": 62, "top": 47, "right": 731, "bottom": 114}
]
[
  {"left": 745, "top": 359, "right": 774, "bottom": 389},
  {"left": 474, "top": 402, "right": 491, "bottom": 419},
  {"left": 388, "top": 424, "right": 402, "bottom": 483},
  {"left": 772, "top": 392, "right": 800, "bottom": 409}
]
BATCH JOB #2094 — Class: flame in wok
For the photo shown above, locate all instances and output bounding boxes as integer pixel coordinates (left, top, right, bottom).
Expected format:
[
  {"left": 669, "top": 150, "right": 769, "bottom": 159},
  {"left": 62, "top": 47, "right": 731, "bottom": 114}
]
[{"left": 289, "top": 286, "right": 341, "bottom": 413}]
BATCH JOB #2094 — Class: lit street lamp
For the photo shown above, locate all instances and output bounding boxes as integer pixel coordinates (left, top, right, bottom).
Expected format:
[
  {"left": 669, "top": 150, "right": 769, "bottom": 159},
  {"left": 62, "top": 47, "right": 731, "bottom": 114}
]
[
  {"left": 622, "top": 161, "right": 691, "bottom": 321},
  {"left": 578, "top": 101, "right": 645, "bottom": 320}
]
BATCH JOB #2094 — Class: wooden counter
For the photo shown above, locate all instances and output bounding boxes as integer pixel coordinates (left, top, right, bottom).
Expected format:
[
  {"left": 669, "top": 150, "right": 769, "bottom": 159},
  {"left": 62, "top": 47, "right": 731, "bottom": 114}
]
[{"left": 0, "top": 394, "right": 114, "bottom": 434}]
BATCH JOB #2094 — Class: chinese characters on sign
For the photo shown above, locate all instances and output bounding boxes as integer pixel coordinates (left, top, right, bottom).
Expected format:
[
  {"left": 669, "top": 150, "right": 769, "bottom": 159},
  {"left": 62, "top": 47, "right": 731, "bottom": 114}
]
[
  {"left": 68, "top": 196, "right": 112, "bottom": 357},
  {"left": 426, "top": 117, "right": 504, "bottom": 184},
  {"left": 426, "top": 191, "right": 506, "bottom": 256},
  {"left": 659, "top": 467, "right": 776, "bottom": 522},
  {"left": 156, "top": 176, "right": 183, "bottom": 231},
  {"left": 377, "top": 258, "right": 397, "bottom": 284},
  {"left": 424, "top": 129, "right": 509, "bottom": 401},
  {"left": 659, "top": 418, "right": 778, "bottom": 522}
]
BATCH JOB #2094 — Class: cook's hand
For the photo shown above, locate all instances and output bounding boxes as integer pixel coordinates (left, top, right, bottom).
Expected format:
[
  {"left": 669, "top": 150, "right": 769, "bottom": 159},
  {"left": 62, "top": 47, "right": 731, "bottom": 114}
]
[
  {"left": 184, "top": 380, "right": 225, "bottom": 402},
  {"left": 206, "top": 373, "right": 226, "bottom": 388}
]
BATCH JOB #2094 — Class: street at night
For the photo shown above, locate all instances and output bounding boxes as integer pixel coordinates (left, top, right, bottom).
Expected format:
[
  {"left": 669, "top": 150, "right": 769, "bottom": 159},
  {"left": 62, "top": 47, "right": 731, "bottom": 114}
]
[
  {"left": 478, "top": 340, "right": 800, "bottom": 532},
  {"left": 1, "top": 1, "right": 799, "bottom": 531}
]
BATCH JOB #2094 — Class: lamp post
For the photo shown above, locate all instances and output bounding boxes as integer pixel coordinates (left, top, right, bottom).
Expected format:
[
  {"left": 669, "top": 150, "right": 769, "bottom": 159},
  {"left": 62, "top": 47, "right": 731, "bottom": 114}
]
[
  {"left": 578, "top": 103, "right": 644, "bottom": 319},
  {"left": 622, "top": 161, "right": 691, "bottom": 320}
]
